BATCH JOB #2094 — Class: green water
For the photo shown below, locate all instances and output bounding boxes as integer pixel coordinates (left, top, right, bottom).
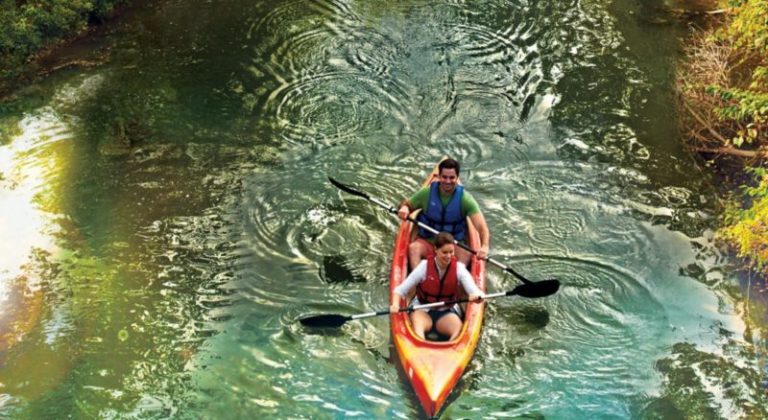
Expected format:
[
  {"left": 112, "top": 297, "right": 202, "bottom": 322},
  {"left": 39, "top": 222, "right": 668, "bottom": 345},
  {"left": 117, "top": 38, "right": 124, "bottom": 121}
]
[{"left": 0, "top": 0, "right": 765, "bottom": 418}]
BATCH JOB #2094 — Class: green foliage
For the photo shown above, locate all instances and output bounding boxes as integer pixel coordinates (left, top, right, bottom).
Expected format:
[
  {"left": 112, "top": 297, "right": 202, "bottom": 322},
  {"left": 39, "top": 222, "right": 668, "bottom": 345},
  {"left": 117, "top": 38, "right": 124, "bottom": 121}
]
[
  {"left": 696, "top": 1, "right": 768, "bottom": 274},
  {"left": 722, "top": 0, "right": 768, "bottom": 52},
  {"left": 704, "top": 0, "right": 768, "bottom": 147},
  {"left": 706, "top": 85, "right": 768, "bottom": 146},
  {"left": 719, "top": 168, "right": 768, "bottom": 272},
  {"left": 0, "top": 0, "right": 126, "bottom": 83}
]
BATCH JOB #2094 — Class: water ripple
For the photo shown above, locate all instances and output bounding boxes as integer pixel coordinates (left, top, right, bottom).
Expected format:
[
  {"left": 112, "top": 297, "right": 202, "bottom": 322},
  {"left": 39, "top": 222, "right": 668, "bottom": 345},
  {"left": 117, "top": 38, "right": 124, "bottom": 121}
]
[
  {"left": 266, "top": 70, "right": 408, "bottom": 145},
  {"left": 476, "top": 256, "right": 666, "bottom": 414}
]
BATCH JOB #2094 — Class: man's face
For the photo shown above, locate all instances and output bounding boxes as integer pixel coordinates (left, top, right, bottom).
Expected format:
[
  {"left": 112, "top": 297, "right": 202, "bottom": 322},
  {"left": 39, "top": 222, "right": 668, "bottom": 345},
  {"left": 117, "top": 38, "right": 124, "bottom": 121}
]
[{"left": 438, "top": 168, "right": 458, "bottom": 194}]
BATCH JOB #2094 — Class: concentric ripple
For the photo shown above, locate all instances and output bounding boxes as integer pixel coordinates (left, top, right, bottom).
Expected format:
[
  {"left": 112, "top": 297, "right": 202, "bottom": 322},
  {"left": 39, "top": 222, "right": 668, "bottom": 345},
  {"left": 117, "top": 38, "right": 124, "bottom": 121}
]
[{"left": 466, "top": 254, "right": 686, "bottom": 418}]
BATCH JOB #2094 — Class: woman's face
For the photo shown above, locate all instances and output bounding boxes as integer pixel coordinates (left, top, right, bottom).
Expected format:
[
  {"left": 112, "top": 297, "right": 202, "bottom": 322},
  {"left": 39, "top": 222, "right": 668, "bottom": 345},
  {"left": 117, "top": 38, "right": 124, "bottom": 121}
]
[{"left": 435, "top": 243, "right": 455, "bottom": 266}]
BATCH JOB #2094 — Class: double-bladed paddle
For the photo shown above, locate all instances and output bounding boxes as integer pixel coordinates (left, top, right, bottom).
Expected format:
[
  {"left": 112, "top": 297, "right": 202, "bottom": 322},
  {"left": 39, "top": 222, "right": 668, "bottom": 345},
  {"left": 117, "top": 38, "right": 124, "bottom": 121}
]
[
  {"left": 299, "top": 280, "right": 560, "bottom": 328},
  {"left": 328, "top": 176, "right": 561, "bottom": 289}
]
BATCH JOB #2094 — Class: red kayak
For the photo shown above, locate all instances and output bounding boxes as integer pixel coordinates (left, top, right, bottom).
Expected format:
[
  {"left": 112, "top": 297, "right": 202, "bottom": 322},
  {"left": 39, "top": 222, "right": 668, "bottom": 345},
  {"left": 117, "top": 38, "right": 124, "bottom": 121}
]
[{"left": 389, "top": 160, "right": 487, "bottom": 417}]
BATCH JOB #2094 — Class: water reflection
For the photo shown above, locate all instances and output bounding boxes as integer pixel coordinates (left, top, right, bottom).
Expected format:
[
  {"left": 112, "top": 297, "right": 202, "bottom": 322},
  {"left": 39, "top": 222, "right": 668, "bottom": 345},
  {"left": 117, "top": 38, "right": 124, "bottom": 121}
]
[{"left": 0, "top": 108, "right": 68, "bottom": 353}]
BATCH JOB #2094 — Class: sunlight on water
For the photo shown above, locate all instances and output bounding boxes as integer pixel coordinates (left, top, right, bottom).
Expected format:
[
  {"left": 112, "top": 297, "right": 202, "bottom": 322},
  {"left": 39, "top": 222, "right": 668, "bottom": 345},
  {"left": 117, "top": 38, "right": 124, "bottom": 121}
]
[{"left": 0, "top": 109, "right": 65, "bottom": 310}]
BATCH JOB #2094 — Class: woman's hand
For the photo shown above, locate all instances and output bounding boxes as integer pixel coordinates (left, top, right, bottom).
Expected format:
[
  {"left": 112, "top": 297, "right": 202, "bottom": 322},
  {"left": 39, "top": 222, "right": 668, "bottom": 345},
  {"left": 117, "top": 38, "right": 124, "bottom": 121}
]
[
  {"left": 390, "top": 304, "right": 400, "bottom": 314},
  {"left": 469, "top": 293, "right": 484, "bottom": 303}
]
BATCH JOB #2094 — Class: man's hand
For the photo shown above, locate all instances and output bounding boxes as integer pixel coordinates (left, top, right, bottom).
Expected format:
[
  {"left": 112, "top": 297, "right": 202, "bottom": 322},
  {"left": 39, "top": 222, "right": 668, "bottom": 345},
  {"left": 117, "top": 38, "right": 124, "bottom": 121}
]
[
  {"left": 390, "top": 304, "right": 400, "bottom": 314},
  {"left": 397, "top": 204, "right": 409, "bottom": 220},
  {"left": 477, "top": 244, "right": 489, "bottom": 260}
]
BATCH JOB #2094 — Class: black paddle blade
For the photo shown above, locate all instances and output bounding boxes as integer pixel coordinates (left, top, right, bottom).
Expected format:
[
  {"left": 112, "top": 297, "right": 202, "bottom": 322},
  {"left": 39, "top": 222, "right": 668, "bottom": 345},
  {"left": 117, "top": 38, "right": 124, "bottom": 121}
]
[
  {"left": 328, "top": 177, "right": 369, "bottom": 199},
  {"left": 299, "top": 314, "right": 352, "bottom": 328},
  {"left": 510, "top": 279, "right": 561, "bottom": 298}
]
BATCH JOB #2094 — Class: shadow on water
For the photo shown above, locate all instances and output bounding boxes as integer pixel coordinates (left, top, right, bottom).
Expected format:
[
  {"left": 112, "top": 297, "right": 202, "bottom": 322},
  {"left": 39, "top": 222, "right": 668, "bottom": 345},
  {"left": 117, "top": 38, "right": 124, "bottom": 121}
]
[
  {"left": 298, "top": 325, "right": 347, "bottom": 338},
  {"left": 320, "top": 254, "right": 366, "bottom": 284},
  {"left": 495, "top": 305, "right": 552, "bottom": 335},
  {"left": 508, "top": 307, "right": 551, "bottom": 332}
]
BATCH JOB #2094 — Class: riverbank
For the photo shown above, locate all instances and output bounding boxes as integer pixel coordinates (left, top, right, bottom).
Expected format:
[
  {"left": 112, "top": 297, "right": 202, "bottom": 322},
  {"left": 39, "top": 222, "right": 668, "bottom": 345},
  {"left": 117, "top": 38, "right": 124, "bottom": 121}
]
[
  {"left": 675, "top": 0, "right": 768, "bottom": 397},
  {"left": 0, "top": 0, "right": 128, "bottom": 98},
  {"left": 677, "top": 2, "right": 768, "bottom": 272}
]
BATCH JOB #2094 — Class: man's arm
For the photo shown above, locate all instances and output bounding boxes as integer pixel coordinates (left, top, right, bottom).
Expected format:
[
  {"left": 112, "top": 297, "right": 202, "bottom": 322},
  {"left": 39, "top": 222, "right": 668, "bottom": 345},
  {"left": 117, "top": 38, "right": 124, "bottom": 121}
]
[
  {"left": 398, "top": 187, "right": 429, "bottom": 220},
  {"left": 469, "top": 211, "right": 490, "bottom": 259},
  {"left": 462, "top": 191, "right": 490, "bottom": 258}
]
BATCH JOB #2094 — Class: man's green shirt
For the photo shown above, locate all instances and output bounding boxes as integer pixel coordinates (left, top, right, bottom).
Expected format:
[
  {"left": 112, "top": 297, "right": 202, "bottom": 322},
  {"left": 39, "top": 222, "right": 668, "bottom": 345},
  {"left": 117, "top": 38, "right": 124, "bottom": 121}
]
[{"left": 408, "top": 186, "right": 480, "bottom": 217}]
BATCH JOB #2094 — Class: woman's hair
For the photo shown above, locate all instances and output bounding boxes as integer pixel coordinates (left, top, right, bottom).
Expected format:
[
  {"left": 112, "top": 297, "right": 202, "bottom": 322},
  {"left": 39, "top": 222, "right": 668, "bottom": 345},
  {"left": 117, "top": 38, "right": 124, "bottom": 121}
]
[{"left": 434, "top": 232, "right": 455, "bottom": 249}]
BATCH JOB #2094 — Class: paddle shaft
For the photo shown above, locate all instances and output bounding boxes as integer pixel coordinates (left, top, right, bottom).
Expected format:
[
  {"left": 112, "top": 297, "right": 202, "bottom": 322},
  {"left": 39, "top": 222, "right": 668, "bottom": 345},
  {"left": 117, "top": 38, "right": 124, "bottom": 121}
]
[
  {"left": 299, "top": 280, "right": 558, "bottom": 327},
  {"left": 349, "top": 291, "right": 510, "bottom": 322},
  {"left": 365, "top": 194, "right": 533, "bottom": 285}
]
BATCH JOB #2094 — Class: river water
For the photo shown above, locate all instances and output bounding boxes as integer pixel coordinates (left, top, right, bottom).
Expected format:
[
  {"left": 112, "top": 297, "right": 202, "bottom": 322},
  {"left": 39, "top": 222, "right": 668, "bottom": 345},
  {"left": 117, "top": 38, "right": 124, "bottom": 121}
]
[{"left": 0, "top": 0, "right": 765, "bottom": 418}]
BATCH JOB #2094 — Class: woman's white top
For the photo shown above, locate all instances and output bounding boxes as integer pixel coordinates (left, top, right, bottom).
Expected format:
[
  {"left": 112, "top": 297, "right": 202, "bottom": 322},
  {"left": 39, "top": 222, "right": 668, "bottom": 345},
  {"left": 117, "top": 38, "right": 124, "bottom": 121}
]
[{"left": 393, "top": 258, "right": 482, "bottom": 302}]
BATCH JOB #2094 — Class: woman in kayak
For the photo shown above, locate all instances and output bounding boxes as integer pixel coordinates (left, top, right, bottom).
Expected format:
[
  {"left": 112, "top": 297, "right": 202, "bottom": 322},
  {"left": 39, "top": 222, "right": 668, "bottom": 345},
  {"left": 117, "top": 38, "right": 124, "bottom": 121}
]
[{"left": 390, "top": 232, "right": 484, "bottom": 341}]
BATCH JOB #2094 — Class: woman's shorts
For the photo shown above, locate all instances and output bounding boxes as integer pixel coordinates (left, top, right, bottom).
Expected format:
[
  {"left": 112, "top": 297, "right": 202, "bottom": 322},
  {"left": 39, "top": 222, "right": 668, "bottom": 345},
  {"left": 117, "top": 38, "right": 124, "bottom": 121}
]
[{"left": 427, "top": 304, "right": 462, "bottom": 323}]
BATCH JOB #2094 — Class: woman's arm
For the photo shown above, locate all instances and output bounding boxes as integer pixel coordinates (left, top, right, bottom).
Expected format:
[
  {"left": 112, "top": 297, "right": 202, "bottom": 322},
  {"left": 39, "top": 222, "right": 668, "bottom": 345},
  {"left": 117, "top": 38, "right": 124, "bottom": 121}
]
[
  {"left": 457, "top": 263, "right": 483, "bottom": 299},
  {"left": 391, "top": 260, "right": 428, "bottom": 313}
]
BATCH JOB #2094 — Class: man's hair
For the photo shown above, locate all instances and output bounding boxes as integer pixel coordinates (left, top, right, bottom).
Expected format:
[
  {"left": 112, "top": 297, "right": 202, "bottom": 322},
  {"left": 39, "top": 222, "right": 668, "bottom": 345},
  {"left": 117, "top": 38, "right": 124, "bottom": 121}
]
[
  {"left": 438, "top": 158, "right": 460, "bottom": 176},
  {"left": 434, "top": 232, "right": 455, "bottom": 249}
]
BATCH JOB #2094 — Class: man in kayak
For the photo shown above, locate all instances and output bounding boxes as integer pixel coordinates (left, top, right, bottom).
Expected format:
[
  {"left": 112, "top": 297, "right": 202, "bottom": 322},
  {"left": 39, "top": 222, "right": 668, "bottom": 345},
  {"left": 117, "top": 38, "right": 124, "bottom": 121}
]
[
  {"left": 397, "top": 158, "right": 490, "bottom": 270},
  {"left": 390, "top": 232, "right": 484, "bottom": 341}
]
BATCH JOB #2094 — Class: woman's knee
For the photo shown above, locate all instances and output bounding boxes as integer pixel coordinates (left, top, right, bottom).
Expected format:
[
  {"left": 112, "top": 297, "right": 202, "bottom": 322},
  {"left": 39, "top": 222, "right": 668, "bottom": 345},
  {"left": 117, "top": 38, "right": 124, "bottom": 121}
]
[
  {"left": 436, "top": 314, "right": 462, "bottom": 336},
  {"left": 411, "top": 311, "right": 432, "bottom": 333}
]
